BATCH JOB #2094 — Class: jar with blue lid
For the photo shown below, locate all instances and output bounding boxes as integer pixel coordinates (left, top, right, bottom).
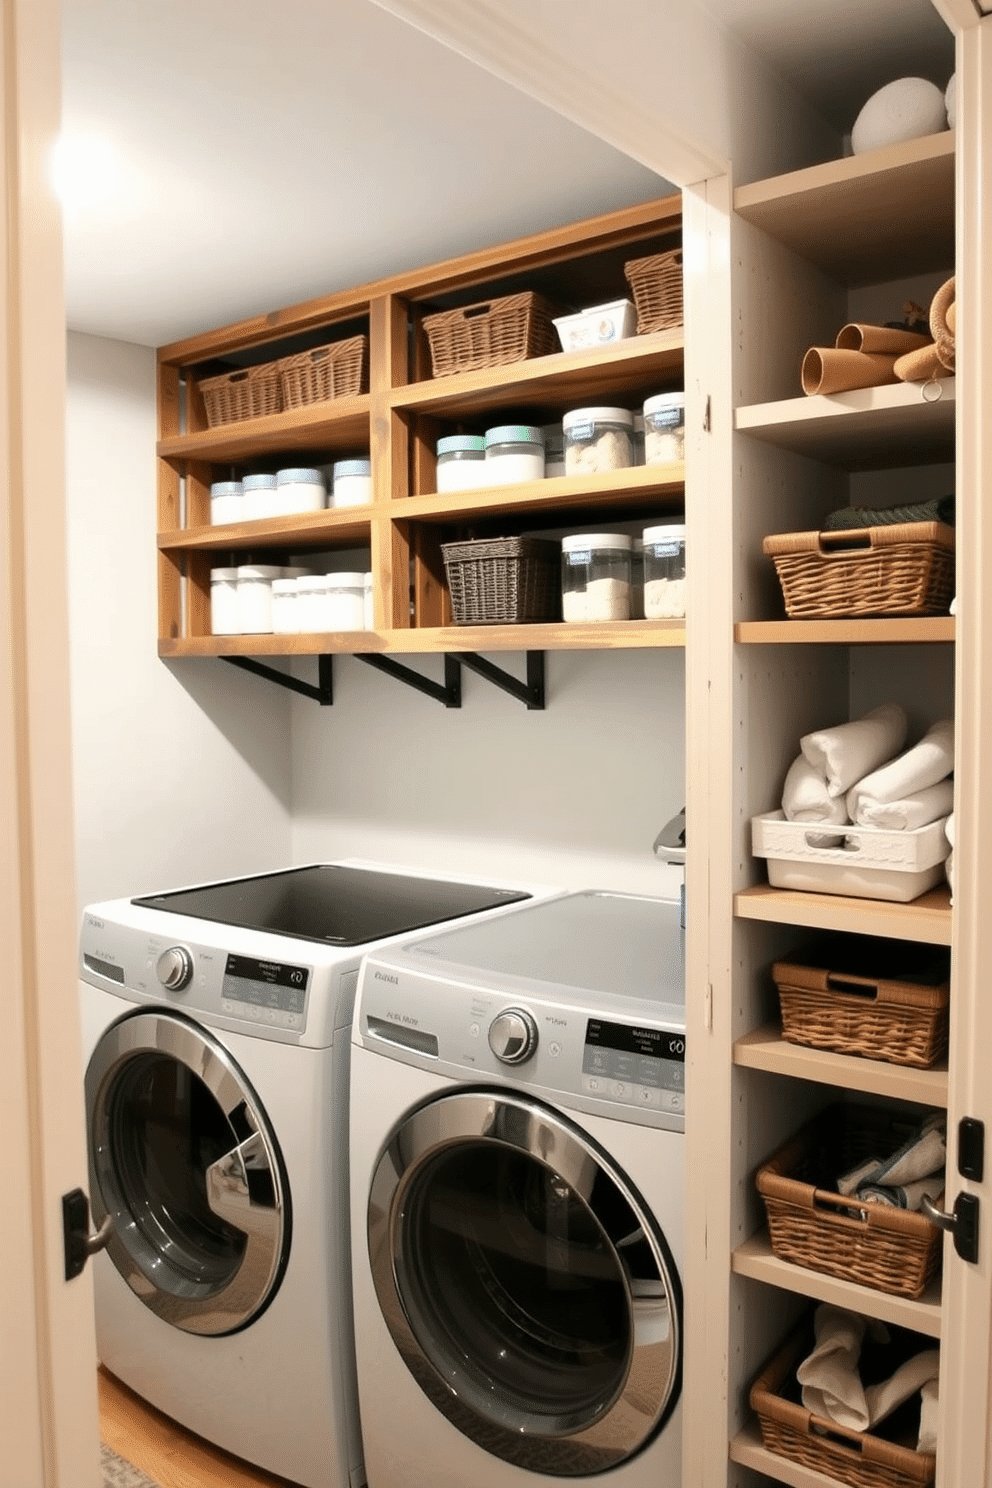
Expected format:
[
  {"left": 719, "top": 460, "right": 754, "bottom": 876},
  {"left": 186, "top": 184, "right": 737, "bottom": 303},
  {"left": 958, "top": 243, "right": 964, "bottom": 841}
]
[
  {"left": 210, "top": 480, "right": 243, "bottom": 525},
  {"left": 332, "top": 458, "right": 372, "bottom": 508},
  {"left": 484, "top": 424, "right": 545, "bottom": 486},
  {"left": 276, "top": 466, "right": 326, "bottom": 515},
  {"left": 436, "top": 434, "right": 487, "bottom": 493},
  {"left": 242, "top": 472, "right": 280, "bottom": 521}
]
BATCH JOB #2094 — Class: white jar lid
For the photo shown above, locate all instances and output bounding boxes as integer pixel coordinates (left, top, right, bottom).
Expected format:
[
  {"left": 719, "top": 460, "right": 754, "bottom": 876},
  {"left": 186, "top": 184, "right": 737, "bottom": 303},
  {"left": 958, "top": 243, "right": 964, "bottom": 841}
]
[
  {"left": 277, "top": 467, "right": 324, "bottom": 485},
  {"left": 562, "top": 407, "right": 634, "bottom": 431},
  {"left": 210, "top": 566, "right": 239, "bottom": 580},
  {"left": 271, "top": 578, "right": 298, "bottom": 593},
  {"left": 236, "top": 564, "right": 283, "bottom": 580},
  {"left": 325, "top": 571, "right": 367, "bottom": 588},
  {"left": 643, "top": 391, "right": 685, "bottom": 415},
  {"left": 644, "top": 523, "right": 686, "bottom": 542},
  {"left": 242, "top": 473, "right": 278, "bottom": 490},
  {"left": 333, "top": 459, "right": 372, "bottom": 478},
  {"left": 210, "top": 482, "right": 242, "bottom": 497},
  {"left": 296, "top": 576, "right": 322, "bottom": 591},
  {"left": 561, "top": 532, "right": 633, "bottom": 553}
]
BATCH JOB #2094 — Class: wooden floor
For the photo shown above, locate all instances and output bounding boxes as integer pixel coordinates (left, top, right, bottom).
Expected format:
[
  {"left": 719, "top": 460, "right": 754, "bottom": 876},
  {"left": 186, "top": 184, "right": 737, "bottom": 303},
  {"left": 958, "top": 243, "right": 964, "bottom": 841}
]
[{"left": 98, "top": 1366, "right": 303, "bottom": 1488}]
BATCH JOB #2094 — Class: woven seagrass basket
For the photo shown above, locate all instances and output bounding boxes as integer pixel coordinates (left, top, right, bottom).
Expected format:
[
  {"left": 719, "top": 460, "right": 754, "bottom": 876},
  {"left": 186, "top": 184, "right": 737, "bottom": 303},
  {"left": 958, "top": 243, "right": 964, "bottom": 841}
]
[
  {"left": 278, "top": 335, "right": 368, "bottom": 409},
  {"left": 772, "top": 938, "right": 951, "bottom": 1069},
  {"left": 441, "top": 536, "right": 561, "bottom": 624},
  {"left": 422, "top": 293, "right": 559, "bottom": 378},
  {"left": 623, "top": 248, "right": 684, "bottom": 334},
  {"left": 751, "top": 1325, "right": 936, "bottom": 1488},
  {"left": 199, "top": 361, "right": 283, "bottom": 427},
  {"left": 756, "top": 1104, "right": 943, "bottom": 1298},
  {"left": 763, "top": 521, "right": 955, "bottom": 618}
]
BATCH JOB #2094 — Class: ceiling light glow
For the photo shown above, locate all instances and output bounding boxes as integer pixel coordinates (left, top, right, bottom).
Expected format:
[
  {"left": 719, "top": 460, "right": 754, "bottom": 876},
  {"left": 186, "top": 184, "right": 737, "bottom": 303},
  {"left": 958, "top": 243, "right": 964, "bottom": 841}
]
[{"left": 50, "top": 133, "right": 119, "bottom": 213}]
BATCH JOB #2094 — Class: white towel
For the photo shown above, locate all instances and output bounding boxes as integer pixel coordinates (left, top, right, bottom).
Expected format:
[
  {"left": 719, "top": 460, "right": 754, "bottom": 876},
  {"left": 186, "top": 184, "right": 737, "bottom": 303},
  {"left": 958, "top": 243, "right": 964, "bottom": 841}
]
[
  {"left": 852, "top": 779, "right": 955, "bottom": 831},
  {"left": 801, "top": 704, "right": 908, "bottom": 799},
  {"left": 919, "top": 1376, "right": 939, "bottom": 1453},
  {"left": 781, "top": 754, "right": 850, "bottom": 824},
  {"left": 864, "top": 1349, "right": 941, "bottom": 1431},
  {"left": 796, "top": 1306, "right": 870, "bottom": 1430},
  {"left": 872, "top": 1119, "right": 946, "bottom": 1188},
  {"left": 846, "top": 718, "right": 955, "bottom": 820}
]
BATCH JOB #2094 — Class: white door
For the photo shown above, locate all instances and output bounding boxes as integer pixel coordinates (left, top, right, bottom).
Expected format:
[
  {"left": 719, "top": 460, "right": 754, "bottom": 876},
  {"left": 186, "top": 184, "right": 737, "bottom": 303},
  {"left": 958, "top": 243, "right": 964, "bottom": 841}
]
[{"left": 0, "top": 0, "right": 101, "bottom": 1484}]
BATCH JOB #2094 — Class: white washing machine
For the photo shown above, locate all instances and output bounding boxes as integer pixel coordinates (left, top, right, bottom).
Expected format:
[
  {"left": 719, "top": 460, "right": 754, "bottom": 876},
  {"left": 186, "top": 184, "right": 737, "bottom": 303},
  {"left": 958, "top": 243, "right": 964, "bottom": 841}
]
[
  {"left": 350, "top": 890, "right": 685, "bottom": 1487},
  {"left": 79, "top": 860, "right": 548, "bottom": 1488}
]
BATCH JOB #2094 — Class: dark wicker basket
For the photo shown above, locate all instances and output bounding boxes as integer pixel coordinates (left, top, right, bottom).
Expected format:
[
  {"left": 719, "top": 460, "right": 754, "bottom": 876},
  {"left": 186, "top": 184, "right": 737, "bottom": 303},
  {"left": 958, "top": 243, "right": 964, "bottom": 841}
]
[
  {"left": 441, "top": 537, "right": 561, "bottom": 624},
  {"left": 763, "top": 521, "right": 955, "bottom": 619},
  {"left": 756, "top": 1104, "right": 943, "bottom": 1298},
  {"left": 422, "top": 293, "right": 559, "bottom": 378},
  {"left": 772, "top": 937, "right": 951, "bottom": 1069},
  {"left": 623, "top": 248, "right": 684, "bottom": 334},
  {"left": 751, "top": 1324, "right": 936, "bottom": 1488}
]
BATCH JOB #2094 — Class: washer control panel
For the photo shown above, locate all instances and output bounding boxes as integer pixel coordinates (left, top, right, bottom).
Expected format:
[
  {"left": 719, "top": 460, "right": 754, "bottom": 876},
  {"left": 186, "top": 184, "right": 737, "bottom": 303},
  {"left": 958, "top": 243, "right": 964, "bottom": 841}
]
[
  {"left": 582, "top": 1016, "right": 685, "bottom": 1117},
  {"left": 488, "top": 1007, "right": 539, "bottom": 1064}
]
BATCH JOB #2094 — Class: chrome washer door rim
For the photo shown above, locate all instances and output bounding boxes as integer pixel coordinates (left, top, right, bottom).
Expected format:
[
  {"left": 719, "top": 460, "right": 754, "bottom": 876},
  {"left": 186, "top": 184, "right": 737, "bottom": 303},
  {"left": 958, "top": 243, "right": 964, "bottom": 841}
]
[
  {"left": 86, "top": 1009, "right": 289, "bottom": 1336},
  {"left": 368, "top": 1088, "right": 681, "bottom": 1475}
]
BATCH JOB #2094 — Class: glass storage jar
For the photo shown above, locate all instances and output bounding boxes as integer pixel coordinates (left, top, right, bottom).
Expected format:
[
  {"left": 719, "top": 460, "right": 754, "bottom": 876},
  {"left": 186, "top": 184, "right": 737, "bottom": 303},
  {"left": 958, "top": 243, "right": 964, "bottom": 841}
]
[
  {"left": 562, "top": 407, "right": 634, "bottom": 475},
  {"left": 643, "top": 523, "right": 686, "bottom": 618},
  {"left": 277, "top": 467, "right": 326, "bottom": 515},
  {"left": 484, "top": 425, "right": 545, "bottom": 485},
  {"left": 210, "top": 567, "right": 241, "bottom": 635},
  {"left": 436, "top": 435, "right": 487, "bottom": 492},
  {"left": 332, "top": 459, "right": 372, "bottom": 508},
  {"left": 210, "top": 481, "right": 243, "bottom": 525},
  {"left": 643, "top": 392, "right": 685, "bottom": 466},
  {"left": 561, "top": 534, "right": 632, "bottom": 622},
  {"left": 325, "top": 572, "right": 366, "bottom": 631},
  {"left": 242, "top": 473, "right": 280, "bottom": 521}
]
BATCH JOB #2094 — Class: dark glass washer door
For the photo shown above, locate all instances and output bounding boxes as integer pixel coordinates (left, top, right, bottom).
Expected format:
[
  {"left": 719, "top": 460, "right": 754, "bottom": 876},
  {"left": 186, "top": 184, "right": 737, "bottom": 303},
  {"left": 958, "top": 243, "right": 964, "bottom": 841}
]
[
  {"left": 86, "top": 1009, "right": 289, "bottom": 1336},
  {"left": 133, "top": 864, "right": 529, "bottom": 946},
  {"left": 368, "top": 1090, "right": 681, "bottom": 1476}
]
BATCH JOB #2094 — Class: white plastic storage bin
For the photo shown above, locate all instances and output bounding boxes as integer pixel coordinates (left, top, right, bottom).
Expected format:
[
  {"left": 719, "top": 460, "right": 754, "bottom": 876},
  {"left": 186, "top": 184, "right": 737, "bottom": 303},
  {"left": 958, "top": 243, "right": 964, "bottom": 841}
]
[
  {"left": 552, "top": 298, "right": 636, "bottom": 352},
  {"left": 562, "top": 407, "right": 634, "bottom": 475},
  {"left": 751, "top": 811, "right": 951, "bottom": 903}
]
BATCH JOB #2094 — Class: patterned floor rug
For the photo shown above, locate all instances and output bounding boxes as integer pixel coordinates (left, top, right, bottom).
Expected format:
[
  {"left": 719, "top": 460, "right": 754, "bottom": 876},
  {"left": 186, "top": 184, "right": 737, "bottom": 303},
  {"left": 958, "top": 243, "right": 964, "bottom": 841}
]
[{"left": 101, "top": 1442, "right": 163, "bottom": 1488}]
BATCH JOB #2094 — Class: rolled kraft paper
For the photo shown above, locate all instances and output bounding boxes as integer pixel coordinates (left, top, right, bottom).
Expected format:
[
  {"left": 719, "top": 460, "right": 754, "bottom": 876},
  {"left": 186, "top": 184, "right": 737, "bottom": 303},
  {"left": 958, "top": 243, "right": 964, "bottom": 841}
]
[
  {"left": 894, "top": 344, "right": 954, "bottom": 383},
  {"left": 801, "top": 347, "right": 899, "bottom": 396},
  {"left": 835, "top": 323, "right": 932, "bottom": 355}
]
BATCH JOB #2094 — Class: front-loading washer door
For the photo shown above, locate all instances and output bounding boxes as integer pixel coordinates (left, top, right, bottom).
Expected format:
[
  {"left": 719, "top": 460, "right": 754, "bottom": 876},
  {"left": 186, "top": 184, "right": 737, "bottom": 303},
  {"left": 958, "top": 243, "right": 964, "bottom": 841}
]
[
  {"left": 85, "top": 1009, "right": 290, "bottom": 1336},
  {"left": 368, "top": 1089, "right": 682, "bottom": 1476}
]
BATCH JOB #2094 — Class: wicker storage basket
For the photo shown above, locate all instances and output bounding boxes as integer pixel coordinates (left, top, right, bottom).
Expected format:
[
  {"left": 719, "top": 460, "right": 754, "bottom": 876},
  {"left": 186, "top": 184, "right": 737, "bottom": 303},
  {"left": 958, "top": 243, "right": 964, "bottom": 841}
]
[
  {"left": 421, "top": 293, "right": 559, "bottom": 378},
  {"left": 756, "top": 1105, "right": 943, "bottom": 1298},
  {"left": 278, "top": 335, "right": 368, "bottom": 409},
  {"left": 762, "top": 521, "right": 955, "bottom": 619},
  {"left": 198, "top": 361, "right": 283, "bottom": 427},
  {"left": 751, "top": 1325, "right": 937, "bottom": 1488},
  {"left": 441, "top": 537, "right": 561, "bottom": 625},
  {"left": 772, "top": 937, "right": 951, "bottom": 1068},
  {"left": 623, "top": 248, "right": 684, "bottom": 334}
]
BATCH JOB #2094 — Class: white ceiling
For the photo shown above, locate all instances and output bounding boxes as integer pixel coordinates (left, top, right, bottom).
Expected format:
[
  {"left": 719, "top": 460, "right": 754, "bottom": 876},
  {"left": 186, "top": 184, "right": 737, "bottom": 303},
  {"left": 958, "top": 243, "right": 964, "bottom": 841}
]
[{"left": 60, "top": 0, "right": 955, "bottom": 350}]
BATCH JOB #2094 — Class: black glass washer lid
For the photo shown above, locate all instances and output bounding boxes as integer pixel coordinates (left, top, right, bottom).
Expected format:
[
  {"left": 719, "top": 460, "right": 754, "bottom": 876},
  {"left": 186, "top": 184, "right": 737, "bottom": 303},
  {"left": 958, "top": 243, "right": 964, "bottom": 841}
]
[{"left": 132, "top": 863, "right": 530, "bottom": 947}]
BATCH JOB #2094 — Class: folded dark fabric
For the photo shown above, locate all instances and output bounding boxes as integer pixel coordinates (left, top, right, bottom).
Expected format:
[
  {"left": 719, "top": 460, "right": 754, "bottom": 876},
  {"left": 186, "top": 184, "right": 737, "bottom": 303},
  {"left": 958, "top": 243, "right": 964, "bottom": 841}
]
[{"left": 823, "top": 495, "right": 955, "bottom": 531}]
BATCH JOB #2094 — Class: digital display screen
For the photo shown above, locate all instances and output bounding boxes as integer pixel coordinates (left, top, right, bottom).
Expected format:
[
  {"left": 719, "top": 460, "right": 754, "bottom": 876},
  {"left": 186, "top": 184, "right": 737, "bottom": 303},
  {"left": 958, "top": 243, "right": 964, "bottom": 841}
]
[
  {"left": 223, "top": 953, "right": 309, "bottom": 1013},
  {"left": 585, "top": 1018, "right": 685, "bottom": 1062}
]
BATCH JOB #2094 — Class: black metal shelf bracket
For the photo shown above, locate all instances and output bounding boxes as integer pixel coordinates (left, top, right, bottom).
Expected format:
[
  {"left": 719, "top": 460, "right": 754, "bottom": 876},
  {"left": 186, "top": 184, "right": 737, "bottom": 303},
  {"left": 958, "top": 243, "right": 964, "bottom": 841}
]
[
  {"left": 456, "top": 651, "right": 546, "bottom": 710},
  {"left": 222, "top": 654, "right": 334, "bottom": 705},
  {"left": 357, "top": 653, "right": 462, "bottom": 708}
]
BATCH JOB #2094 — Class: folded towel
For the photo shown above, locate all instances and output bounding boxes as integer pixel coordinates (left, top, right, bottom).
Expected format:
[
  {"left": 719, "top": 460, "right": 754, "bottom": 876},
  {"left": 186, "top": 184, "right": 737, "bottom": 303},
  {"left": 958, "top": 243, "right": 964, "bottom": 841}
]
[
  {"left": 823, "top": 496, "right": 955, "bottom": 530},
  {"left": 865, "top": 1349, "right": 941, "bottom": 1432},
  {"left": 873, "top": 1119, "right": 946, "bottom": 1188},
  {"left": 801, "top": 704, "right": 908, "bottom": 798},
  {"left": 781, "top": 754, "right": 851, "bottom": 824},
  {"left": 796, "top": 1305, "right": 870, "bottom": 1430},
  {"left": 851, "top": 779, "right": 954, "bottom": 830},
  {"left": 846, "top": 719, "right": 955, "bottom": 818},
  {"left": 919, "top": 1376, "right": 939, "bottom": 1454}
]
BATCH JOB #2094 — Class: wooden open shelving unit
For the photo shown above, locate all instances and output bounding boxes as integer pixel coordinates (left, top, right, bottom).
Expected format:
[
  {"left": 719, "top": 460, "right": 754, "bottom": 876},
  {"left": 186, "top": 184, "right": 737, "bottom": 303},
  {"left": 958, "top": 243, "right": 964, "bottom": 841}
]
[{"left": 156, "top": 194, "right": 686, "bottom": 666}]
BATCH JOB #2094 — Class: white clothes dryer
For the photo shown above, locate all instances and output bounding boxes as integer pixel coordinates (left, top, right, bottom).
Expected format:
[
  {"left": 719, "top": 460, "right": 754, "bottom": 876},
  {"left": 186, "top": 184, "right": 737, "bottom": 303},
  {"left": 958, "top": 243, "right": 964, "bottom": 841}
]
[
  {"left": 79, "top": 861, "right": 544, "bottom": 1488},
  {"left": 350, "top": 890, "right": 685, "bottom": 1488}
]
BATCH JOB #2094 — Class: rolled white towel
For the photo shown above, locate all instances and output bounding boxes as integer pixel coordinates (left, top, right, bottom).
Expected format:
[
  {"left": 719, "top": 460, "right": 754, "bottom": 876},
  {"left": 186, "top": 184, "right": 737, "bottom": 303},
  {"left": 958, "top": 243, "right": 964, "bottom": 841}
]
[
  {"left": 851, "top": 779, "right": 954, "bottom": 830},
  {"left": 781, "top": 754, "right": 850, "bottom": 824},
  {"left": 919, "top": 1376, "right": 939, "bottom": 1454},
  {"left": 801, "top": 704, "right": 908, "bottom": 799},
  {"left": 846, "top": 718, "right": 954, "bottom": 820},
  {"left": 796, "top": 1305, "right": 870, "bottom": 1431},
  {"left": 865, "top": 1349, "right": 941, "bottom": 1432}
]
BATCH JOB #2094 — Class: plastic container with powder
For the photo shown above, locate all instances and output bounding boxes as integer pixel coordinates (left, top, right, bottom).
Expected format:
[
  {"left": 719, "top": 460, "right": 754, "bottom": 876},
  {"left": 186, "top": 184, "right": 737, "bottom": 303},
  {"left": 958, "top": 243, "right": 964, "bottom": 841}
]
[{"left": 561, "top": 533, "right": 632, "bottom": 623}]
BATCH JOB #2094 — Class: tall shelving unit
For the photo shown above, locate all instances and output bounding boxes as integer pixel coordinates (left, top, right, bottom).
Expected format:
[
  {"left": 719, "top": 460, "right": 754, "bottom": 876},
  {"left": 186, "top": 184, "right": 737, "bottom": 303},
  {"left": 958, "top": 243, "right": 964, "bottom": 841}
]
[
  {"left": 712, "top": 132, "right": 958, "bottom": 1486},
  {"left": 155, "top": 194, "right": 689, "bottom": 673}
]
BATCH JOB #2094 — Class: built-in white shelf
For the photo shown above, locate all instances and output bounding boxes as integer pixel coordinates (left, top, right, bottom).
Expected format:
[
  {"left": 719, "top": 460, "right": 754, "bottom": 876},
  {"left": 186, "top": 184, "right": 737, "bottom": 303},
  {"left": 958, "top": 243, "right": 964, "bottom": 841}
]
[
  {"left": 734, "top": 1026, "right": 948, "bottom": 1107},
  {"left": 735, "top": 379, "right": 955, "bottom": 470}
]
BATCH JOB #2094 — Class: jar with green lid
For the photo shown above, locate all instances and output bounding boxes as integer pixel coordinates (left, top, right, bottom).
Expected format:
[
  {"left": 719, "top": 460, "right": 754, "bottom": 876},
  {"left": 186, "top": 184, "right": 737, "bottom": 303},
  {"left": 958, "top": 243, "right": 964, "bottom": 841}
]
[
  {"left": 484, "top": 425, "right": 545, "bottom": 485},
  {"left": 436, "top": 434, "right": 487, "bottom": 492}
]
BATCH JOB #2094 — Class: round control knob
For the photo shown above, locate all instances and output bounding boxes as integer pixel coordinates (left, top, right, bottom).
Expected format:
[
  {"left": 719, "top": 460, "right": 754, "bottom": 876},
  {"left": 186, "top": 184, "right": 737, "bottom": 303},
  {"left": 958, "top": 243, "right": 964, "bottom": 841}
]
[
  {"left": 156, "top": 946, "right": 193, "bottom": 992},
  {"left": 488, "top": 1007, "right": 538, "bottom": 1065}
]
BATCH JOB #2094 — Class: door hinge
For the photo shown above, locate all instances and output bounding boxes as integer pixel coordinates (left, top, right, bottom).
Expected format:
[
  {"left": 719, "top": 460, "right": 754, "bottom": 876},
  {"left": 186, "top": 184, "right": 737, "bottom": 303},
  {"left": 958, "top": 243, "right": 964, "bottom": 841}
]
[{"left": 62, "top": 1188, "right": 113, "bottom": 1281}]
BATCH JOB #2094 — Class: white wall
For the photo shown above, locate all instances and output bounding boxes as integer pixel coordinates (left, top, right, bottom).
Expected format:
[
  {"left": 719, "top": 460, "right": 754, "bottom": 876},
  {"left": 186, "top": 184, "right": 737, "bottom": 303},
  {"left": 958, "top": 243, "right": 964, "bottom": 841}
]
[
  {"left": 65, "top": 332, "right": 293, "bottom": 912},
  {"left": 291, "top": 647, "right": 686, "bottom": 900}
]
